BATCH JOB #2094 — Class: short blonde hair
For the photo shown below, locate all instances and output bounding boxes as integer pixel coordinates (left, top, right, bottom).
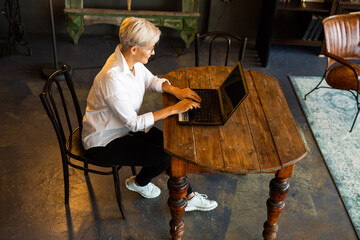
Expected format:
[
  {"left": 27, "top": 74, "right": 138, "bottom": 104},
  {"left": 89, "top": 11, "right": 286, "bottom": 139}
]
[{"left": 119, "top": 17, "right": 161, "bottom": 50}]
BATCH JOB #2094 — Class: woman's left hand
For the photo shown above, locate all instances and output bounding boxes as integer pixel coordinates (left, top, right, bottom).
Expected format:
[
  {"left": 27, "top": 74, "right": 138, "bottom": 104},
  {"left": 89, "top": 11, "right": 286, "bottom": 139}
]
[{"left": 173, "top": 87, "right": 202, "bottom": 103}]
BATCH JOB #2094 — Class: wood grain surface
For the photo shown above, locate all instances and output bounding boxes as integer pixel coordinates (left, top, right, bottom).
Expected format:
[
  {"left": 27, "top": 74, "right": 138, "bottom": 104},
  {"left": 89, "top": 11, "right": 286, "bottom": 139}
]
[{"left": 163, "top": 66, "right": 306, "bottom": 174}]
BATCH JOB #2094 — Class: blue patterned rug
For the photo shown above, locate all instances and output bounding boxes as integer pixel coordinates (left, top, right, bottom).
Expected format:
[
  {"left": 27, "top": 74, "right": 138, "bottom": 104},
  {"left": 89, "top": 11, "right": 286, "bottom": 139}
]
[{"left": 289, "top": 76, "right": 360, "bottom": 238}]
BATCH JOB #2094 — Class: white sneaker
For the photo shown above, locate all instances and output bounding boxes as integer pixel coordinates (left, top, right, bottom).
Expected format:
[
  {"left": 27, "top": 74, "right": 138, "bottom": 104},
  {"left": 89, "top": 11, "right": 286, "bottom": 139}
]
[
  {"left": 185, "top": 192, "right": 218, "bottom": 212},
  {"left": 125, "top": 176, "right": 161, "bottom": 199}
]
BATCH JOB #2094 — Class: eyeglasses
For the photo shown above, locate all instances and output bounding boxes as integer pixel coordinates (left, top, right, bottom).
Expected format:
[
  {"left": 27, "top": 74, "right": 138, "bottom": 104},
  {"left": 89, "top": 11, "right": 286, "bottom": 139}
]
[{"left": 136, "top": 45, "right": 155, "bottom": 54}]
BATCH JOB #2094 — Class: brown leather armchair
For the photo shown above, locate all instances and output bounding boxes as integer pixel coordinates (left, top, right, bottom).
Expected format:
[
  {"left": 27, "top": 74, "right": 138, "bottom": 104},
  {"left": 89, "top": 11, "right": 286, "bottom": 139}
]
[{"left": 304, "top": 14, "right": 360, "bottom": 132}]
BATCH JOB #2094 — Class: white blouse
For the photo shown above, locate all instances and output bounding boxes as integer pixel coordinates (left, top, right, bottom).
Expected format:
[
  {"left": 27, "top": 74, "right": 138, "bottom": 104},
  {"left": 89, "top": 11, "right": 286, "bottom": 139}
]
[{"left": 82, "top": 45, "right": 169, "bottom": 150}]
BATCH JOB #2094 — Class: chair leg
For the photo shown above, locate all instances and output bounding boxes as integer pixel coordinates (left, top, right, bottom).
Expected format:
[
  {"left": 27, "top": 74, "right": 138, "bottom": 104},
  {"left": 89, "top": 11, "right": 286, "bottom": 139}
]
[
  {"left": 131, "top": 166, "right": 137, "bottom": 176},
  {"left": 304, "top": 71, "right": 326, "bottom": 100},
  {"left": 84, "top": 163, "right": 88, "bottom": 176},
  {"left": 350, "top": 106, "right": 360, "bottom": 132},
  {"left": 112, "top": 166, "right": 126, "bottom": 220},
  {"left": 63, "top": 161, "right": 70, "bottom": 204}
]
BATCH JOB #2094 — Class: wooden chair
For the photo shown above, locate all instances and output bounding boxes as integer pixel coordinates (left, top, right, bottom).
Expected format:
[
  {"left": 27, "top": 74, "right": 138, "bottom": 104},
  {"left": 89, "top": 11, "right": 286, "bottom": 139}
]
[
  {"left": 304, "top": 14, "right": 360, "bottom": 132},
  {"left": 39, "top": 65, "right": 136, "bottom": 219},
  {"left": 195, "top": 31, "right": 248, "bottom": 67}
]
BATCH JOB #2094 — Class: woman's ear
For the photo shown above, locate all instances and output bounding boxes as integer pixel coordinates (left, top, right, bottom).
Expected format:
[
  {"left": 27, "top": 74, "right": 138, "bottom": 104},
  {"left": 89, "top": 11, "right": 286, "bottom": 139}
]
[{"left": 129, "top": 45, "right": 137, "bottom": 55}]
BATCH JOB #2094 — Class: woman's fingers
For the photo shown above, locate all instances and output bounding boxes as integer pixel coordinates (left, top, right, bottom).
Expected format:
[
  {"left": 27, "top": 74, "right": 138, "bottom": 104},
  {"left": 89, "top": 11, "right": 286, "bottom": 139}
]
[
  {"left": 186, "top": 99, "right": 201, "bottom": 110},
  {"left": 175, "top": 88, "right": 202, "bottom": 102},
  {"left": 183, "top": 88, "right": 201, "bottom": 102},
  {"left": 176, "top": 99, "right": 201, "bottom": 113},
  {"left": 189, "top": 90, "right": 202, "bottom": 102}
]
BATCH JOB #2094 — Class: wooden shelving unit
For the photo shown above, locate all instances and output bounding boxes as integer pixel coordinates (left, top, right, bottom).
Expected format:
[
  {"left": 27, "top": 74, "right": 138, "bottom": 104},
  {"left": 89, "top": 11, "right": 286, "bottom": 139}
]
[
  {"left": 274, "top": 1, "right": 331, "bottom": 46},
  {"left": 256, "top": 0, "right": 333, "bottom": 67}
]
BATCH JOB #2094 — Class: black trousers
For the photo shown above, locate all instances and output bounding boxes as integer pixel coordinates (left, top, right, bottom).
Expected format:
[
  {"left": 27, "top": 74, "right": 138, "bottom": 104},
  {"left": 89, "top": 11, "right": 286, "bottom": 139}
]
[{"left": 86, "top": 127, "right": 192, "bottom": 195}]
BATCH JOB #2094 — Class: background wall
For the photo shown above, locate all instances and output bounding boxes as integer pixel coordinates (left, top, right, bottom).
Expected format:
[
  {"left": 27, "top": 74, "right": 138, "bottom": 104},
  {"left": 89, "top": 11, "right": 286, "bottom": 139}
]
[
  {"left": 208, "top": 0, "right": 262, "bottom": 43},
  {"left": 0, "top": 0, "right": 262, "bottom": 44}
]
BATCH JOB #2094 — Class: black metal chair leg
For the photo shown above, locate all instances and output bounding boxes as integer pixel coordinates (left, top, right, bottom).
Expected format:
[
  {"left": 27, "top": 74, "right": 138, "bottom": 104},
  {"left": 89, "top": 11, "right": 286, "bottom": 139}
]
[
  {"left": 112, "top": 166, "right": 126, "bottom": 220},
  {"left": 350, "top": 106, "right": 360, "bottom": 132},
  {"left": 304, "top": 71, "right": 326, "bottom": 100}
]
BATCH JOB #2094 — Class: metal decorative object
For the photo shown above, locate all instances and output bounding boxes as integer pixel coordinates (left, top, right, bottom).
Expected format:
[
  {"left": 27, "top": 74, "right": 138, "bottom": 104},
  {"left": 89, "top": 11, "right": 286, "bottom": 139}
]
[
  {"left": 301, "top": 0, "right": 306, "bottom": 8},
  {"left": 1, "top": 0, "right": 32, "bottom": 56}
]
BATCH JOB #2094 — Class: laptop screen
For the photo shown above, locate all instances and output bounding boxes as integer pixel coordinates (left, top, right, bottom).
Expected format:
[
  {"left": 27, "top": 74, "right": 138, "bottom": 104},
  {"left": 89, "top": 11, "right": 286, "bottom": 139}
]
[{"left": 219, "top": 62, "right": 248, "bottom": 121}]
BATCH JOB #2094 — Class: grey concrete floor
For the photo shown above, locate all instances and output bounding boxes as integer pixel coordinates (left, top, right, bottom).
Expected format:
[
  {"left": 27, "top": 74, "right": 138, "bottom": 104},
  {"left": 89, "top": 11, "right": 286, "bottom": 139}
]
[{"left": 0, "top": 32, "right": 358, "bottom": 240}]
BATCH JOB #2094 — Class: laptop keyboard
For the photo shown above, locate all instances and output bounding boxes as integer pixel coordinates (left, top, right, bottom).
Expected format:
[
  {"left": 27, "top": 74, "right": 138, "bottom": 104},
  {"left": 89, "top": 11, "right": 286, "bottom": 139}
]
[{"left": 188, "top": 89, "right": 214, "bottom": 122}]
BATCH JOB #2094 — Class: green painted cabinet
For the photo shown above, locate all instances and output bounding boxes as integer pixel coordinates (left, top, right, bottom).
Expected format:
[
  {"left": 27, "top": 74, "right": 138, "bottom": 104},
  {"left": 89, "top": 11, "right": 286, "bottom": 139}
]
[{"left": 64, "top": 0, "right": 200, "bottom": 48}]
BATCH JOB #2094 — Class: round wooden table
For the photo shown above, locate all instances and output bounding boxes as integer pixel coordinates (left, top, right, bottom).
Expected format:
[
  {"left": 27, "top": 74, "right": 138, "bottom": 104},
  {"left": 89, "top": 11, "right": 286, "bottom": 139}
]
[{"left": 162, "top": 66, "right": 307, "bottom": 240}]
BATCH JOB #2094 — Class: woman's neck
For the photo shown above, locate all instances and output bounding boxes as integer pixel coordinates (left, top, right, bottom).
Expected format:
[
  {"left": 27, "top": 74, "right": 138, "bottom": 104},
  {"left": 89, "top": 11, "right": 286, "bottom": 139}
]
[{"left": 119, "top": 45, "right": 136, "bottom": 72}]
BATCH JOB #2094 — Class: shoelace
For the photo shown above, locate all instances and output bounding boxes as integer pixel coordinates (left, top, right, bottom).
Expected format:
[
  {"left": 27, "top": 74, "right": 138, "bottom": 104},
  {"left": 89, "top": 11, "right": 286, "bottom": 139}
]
[
  {"left": 144, "top": 183, "right": 155, "bottom": 193},
  {"left": 195, "top": 193, "right": 210, "bottom": 203}
]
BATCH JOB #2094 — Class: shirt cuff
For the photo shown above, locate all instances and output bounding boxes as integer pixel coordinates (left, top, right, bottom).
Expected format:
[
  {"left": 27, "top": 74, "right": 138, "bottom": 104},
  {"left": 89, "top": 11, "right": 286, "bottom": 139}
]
[{"left": 144, "top": 112, "right": 155, "bottom": 133}]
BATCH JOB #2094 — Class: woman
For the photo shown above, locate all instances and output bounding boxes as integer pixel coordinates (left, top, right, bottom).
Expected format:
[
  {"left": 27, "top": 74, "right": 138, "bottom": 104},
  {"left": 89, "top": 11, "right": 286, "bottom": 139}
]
[{"left": 82, "top": 17, "right": 217, "bottom": 212}]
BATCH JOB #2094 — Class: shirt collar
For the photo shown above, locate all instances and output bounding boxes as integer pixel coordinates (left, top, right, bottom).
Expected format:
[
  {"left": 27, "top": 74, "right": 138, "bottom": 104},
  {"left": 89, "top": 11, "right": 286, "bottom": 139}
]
[{"left": 115, "top": 45, "right": 133, "bottom": 74}]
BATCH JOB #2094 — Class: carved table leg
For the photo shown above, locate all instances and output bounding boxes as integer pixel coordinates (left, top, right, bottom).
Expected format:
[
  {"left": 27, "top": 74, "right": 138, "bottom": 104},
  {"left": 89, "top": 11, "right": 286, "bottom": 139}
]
[
  {"left": 168, "top": 157, "right": 189, "bottom": 240},
  {"left": 263, "top": 164, "right": 294, "bottom": 240},
  {"left": 168, "top": 176, "right": 188, "bottom": 240}
]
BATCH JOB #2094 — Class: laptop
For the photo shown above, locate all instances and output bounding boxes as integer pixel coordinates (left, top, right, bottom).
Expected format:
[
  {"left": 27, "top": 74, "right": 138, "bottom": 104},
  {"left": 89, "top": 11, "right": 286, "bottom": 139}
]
[{"left": 178, "top": 62, "right": 249, "bottom": 125}]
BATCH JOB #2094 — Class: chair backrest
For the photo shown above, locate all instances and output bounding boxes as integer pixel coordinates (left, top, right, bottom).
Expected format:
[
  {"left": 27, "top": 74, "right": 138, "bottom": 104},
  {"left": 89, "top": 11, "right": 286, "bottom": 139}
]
[
  {"left": 323, "top": 14, "right": 360, "bottom": 69},
  {"left": 195, "top": 31, "right": 248, "bottom": 67},
  {"left": 39, "top": 65, "right": 83, "bottom": 160}
]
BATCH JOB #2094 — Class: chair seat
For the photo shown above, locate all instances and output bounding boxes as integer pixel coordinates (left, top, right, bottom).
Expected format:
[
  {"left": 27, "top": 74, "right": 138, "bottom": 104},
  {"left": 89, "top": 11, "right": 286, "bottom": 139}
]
[
  {"left": 326, "top": 64, "right": 360, "bottom": 92},
  {"left": 66, "top": 128, "right": 115, "bottom": 168}
]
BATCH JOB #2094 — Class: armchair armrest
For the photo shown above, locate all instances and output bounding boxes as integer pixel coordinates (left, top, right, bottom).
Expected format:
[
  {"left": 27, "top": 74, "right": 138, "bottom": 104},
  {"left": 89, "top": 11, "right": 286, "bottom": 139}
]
[{"left": 324, "top": 50, "right": 360, "bottom": 79}]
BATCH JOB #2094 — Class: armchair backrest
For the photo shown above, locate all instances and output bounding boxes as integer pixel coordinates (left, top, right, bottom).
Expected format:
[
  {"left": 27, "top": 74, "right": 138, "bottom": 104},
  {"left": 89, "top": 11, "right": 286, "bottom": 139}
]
[{"left": 323, "top": 14, "right": 360, "bottom": 69}]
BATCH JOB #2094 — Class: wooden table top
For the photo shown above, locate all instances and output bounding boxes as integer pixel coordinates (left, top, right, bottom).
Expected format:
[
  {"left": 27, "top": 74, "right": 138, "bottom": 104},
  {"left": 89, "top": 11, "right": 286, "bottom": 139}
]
[{"left": 162, "top": 66, "right": 307, "bottom": 174}]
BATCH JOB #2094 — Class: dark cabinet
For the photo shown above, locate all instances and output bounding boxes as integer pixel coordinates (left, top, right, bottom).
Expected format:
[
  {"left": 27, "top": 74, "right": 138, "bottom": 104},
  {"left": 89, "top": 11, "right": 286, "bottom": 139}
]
[{"left": 256, "top": 0, "right": 333, "bottom": 67}]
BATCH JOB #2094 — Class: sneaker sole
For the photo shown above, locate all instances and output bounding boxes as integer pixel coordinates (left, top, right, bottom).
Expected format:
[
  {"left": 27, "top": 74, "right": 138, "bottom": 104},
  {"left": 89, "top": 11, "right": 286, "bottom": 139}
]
[
  {"left": 125, "top": 181, "right": 160, "bottom": 199},
  {"left": 185, "top": 204, "right": 218, "bottom": 212}
]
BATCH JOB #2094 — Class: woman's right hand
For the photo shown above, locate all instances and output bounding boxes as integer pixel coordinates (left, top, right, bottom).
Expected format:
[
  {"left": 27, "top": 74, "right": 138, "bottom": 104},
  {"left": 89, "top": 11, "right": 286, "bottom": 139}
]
[{"left": 173, "top": 99, "right": 200, "bottom": 114}]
